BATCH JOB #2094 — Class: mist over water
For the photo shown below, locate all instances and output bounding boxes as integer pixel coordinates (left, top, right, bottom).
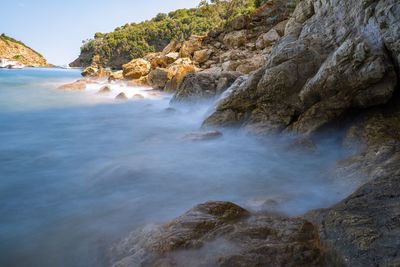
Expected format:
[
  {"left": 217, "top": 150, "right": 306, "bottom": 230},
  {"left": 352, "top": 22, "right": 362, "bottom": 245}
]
[{"left": 0, "top": 69, "right": 358, "bottom": 267}]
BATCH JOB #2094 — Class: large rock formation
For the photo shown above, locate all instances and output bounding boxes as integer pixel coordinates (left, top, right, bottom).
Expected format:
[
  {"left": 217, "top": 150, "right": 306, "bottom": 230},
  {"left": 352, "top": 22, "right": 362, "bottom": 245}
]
[
  {"left": 204, "top": 0, "right": 399, "bottom": 136},
  {"left": 0, "top": 34, "right": 48, "bottom": 67},
  {"left": 109, "top": 202, "right": 327, "bottom": 267}
]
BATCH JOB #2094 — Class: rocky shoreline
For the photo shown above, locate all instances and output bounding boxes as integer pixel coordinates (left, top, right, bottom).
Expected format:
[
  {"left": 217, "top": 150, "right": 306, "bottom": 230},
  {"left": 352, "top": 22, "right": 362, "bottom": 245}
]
[{"left": 66, "top": 0, "right": 399, "bottom": 266}]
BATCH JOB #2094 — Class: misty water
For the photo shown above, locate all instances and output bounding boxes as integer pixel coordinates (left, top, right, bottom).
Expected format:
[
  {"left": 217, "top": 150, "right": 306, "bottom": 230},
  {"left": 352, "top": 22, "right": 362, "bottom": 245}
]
[{"left": 0, "top": 69, "right": 359, "bottom": 266}]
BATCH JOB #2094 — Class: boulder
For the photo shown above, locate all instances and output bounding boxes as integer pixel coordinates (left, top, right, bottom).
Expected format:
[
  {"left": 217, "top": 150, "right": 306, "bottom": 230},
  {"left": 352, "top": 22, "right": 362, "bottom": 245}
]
[
  {"left": 229, "top": 15, "right": 250, "bottom": 30},
  {"left": 127, "top": 76, "right": 149, "bottom": 87},
  {"left": 149, "top": 53, "right": 178, "bottom": 69},
  {"left": 223, "top": 30, "right": 247, "bottom": 49},
  {"left": 132, "top": 94, "right": 144, "bottom": 99},
  {"left": 148, "top": 68, "right": 172, "bottom": 89},
  {"left": 164, "top": 64, "right": 196, "bottom": 92},
  {"left": 255, "top": 28, "right": 281, "bottom": 50},
  {"left": 122, "top": 58, "right": 151, "bottom": 80},
  {"left": 179, "top": 35, "right": 204, "bottom": 58},
  {"left": 81, "top": 66, "right": 97, "bottom": 77},
  {"left": 97, "top": 85, "right": 111, "bottom": 94},
  {"left": 81, "top": 66, "right": 111, "bottom": 78},
  {"left": 193, "top": 49, "right": 212, "bottom": 64},
  {"left": 109, "top": 201, "right": 326, "bottom": 266},
  {"left": 171, "top": 71, "right": 241, "bottom": 102},
  {"left": 235, "top": 56, "right": 266, "bottom": 74},
  {"left": 108, "top": 70, "right": 123, "bottom": 82},
  {"left": 162, "top": 40, "right": 181, "bottom": 55},
  {"left": 115, "top": 92, "right": 128, "bottom": 100}
]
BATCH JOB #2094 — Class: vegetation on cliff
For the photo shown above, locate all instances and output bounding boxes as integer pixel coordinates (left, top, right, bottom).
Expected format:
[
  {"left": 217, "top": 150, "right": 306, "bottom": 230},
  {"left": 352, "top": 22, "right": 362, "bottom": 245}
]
[
  {"left": 72, "top": 0, "right": 263, "bottom": 69},
  {"left": 0, "top": 33, "right": 48, "bottom": 66}
]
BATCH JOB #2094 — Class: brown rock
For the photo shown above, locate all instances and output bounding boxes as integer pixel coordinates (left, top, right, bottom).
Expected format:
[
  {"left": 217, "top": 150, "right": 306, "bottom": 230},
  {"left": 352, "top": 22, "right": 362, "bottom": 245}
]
[
  {"left": 97, "top": 85, "right": 111, "bottom": 94},
  {"left": 108, "top": 70, "right": 123, "bottom": 82},
  {"left": 115, "top": 92, "right": 128, "bottom": 100},
  {"left": 109, "top": 202, "right": 326, "bottom": 267},
  {"left": 122, "top": 58, "right": 151, "bottom": 80},
  {"left": 58, "top": 80, "right": 87, "bottom": 90},
  {"left": 148, "top": 68, "right": 173, "bottom": 90},
  {"left": 223, "top": 30, "right": 247, "bottom": 49},
  {"left": 179, "top": 35, "right": 204, "bottom": 58},
  {"left": 193, "top": 49, "right": 212, "bottom": 64},
  {"left": 132, "top": 94, "right": 144, "bottom": 99}
]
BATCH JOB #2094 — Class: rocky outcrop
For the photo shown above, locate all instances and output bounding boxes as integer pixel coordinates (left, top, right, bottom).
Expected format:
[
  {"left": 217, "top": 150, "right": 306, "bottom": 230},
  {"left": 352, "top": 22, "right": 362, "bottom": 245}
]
[
  {"left": 81, "top": 66, "right": 112, "bottom": 78},
  {"left": 171, "top": 71, "right": 241, "bottom": 102},
  {"left": 109, "top": 202, "right": 327, "bottom": 267},
  {"left": 122, "top": 58, "right": 151, "bottom": 80},
  {"left": 204, "top": 0, "right": 399, "bottom": 136},
  {"left": 0, "top": 34, "right": 48, "bottom": 67}
]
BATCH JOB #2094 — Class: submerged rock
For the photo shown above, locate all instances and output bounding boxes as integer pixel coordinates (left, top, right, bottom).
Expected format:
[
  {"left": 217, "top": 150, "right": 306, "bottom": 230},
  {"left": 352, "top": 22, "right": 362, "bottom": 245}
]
[
  {"left": 58, "top": 80, "right": 87, "bottom": 90},
  {"left": 97, "top": 85, "right": 111, "bottom": 94},
  {"left": 132, "top": 94, "right": 144, "bottom": 99},
  {"left": 183, "top": 130, "right": 223, "bottom": 141},
  {"left": 115, "top": 92, "right": 128, "bottom": 100}
]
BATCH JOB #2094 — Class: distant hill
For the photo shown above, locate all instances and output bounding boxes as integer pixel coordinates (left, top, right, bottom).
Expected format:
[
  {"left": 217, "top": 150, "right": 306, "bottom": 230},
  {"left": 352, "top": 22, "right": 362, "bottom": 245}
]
[
  {"left": 70, "top": 0, "right": 259, "bottom": 69},
  {"left": 0, "top": 34, "right": 48, "bottom": 67}
]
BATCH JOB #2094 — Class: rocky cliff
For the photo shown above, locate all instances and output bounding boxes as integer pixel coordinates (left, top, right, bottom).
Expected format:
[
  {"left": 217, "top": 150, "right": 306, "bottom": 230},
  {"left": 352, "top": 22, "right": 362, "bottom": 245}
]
[
  {"left": 107, "top": 0, "right": 400, "bottom": 266},
  {"left": 0, "top": 34, "right": 48, "bottom": 67}
]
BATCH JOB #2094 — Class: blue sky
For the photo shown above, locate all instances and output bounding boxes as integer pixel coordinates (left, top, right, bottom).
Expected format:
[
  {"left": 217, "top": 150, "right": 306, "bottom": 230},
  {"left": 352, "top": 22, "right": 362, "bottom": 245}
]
[{"left": 2, "top": 0, "right": 200, "bottom": 65}]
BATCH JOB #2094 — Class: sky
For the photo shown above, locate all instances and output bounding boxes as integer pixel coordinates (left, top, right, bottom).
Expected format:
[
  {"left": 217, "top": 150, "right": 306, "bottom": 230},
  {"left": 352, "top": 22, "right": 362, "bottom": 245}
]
[{"left": 2, "top": 0, "right": 200, "bottom": 65}]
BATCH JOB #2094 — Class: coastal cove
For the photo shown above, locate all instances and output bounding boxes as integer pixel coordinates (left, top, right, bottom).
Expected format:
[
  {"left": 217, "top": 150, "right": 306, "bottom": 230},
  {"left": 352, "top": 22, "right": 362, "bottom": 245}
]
[
  {"left": 1, "top": 0, "right": 400, "bottom": 266},
  {"left": 1, "top": 68, "right": 357, "bottom": 266}
]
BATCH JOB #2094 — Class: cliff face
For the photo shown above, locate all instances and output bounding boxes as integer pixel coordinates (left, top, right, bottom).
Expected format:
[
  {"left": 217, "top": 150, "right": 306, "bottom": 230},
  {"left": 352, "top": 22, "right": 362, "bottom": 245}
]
[{"left": 0, "top": 34, "right": 48, "bottom": 67}]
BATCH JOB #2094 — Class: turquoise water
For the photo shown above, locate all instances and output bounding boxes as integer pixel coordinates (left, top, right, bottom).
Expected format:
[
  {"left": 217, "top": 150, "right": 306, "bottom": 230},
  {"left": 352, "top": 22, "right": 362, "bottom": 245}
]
[{"left": 0, "top": 68, "right": 357, "bottom": 266}]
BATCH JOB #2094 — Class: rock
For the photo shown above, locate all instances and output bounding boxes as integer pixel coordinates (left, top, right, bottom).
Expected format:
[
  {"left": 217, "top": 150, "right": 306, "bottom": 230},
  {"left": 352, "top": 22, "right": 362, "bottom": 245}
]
[
  {"left": 115, "top": 92, "right": 128, "bottom": 100},
  {"left": 193, "top": 49, "right": 212, "bottom": 64},
  {"left": 81, "top": 66, "right": 111, "bottom": 78},
  {"left": 171, "top": 71, "right": 241, "bottom": 102},
  {"left": 165, "top": 52, "right": 179, "bottom": 62},
  {"left": 148, "top": 68, "right": 172, "bottom": 89},
  {"left": 127, "top": 76, "right": 149, "bottom": 87},
  {"left": 58, "top": 80, "right": 87, "bottom": 90},
  {"left": 108, "top": 70, "right": 123, "bottom": 82},
  {"left": 97, "top": 85, "right": 111, "bottom": 94},
  {"left": 255, "top": 28, "right": 281, "bottom": 50},
  {"left": 171, "top": 57, "right": 193, "bottom": 66},
  {"left": 162, "top": 40, "right": 181, "bottom": 55},
  {"left": 273, "top": 19, "right": 288, "bottom": 35},
  {"left": 222, "top": 60, "right": 241, "bottom": 72},
  {"left": 183, "top": 130, "right": 223, "bottom": 141},
  {"left": 122, "top": 58, "right": 151, "bottom": 80},
  {"left": 223, "top": 30, "right": 247, "bottom": 49},
  {"left": 164, "top": 64, "right": 196, "bottom": 92},
  {"left": 149, "top": 53, "right": 178, "bottom": 68},
  {"left": 132, "top": 94, "right": 144, "bottom": 99},
  {"left": 205, "top": 0, "right": 399, "bottom": 135},
  {"left": 81, "top": 66, "right": 98, "bottom": 77},
  {"left": 229, "top": 15, "right": 249, "bottom": 30},
  {"left": 179, "top": 35, "right": 204, "bottom": 58},
  {"left": 235, "top": 56, "right": 266, "bottom": 74},
  {"left": 109, "top": 201, "right": 326, "bottom": 267}
]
